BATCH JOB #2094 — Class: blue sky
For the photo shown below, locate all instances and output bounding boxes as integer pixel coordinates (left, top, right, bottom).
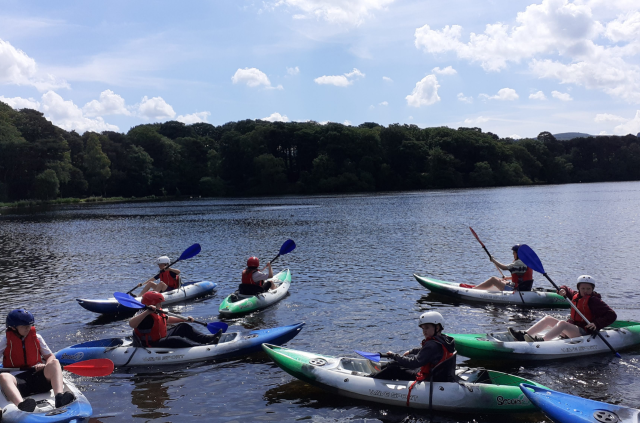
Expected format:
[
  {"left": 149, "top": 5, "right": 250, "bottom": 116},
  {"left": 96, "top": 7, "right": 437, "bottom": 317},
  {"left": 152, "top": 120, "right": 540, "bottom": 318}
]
[{"left": 1, "top": 0, "right": 639, "bottom": 138}]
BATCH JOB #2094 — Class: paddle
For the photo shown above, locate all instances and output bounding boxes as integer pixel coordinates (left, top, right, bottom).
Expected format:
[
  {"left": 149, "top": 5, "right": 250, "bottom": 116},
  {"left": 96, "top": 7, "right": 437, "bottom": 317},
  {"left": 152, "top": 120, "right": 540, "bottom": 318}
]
[
  {"left": 127, "top": 243, "right": 202, "bottom": 295},
  {"left": 354, "top": 350, "right": 391, "bottom": 362},
  {"left": 517, "top": 244, "right": 621, "bottom": 358},
  {"left": 1, "top": 359, "right": 114, "bottom": 377},
  {"left": 269, "top": 239, "right": 296, "bottom": 265},
  {"left": 469, "top": 227, "right": 505, "bottom": 278},
  {"left": 113, "top": 292, "right": 227, "bottom": 334}
]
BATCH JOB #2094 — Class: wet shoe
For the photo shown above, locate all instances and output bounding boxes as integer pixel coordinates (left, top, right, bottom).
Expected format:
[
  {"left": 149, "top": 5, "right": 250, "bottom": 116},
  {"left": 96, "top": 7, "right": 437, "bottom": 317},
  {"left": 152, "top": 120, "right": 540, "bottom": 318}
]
[
  {"left": 55, "top": 392, "right": 75, "bottom": 408},
  {"left": 508, "top": 327, "right": 526, "bottom": 341},
  {"left": 524, "top": 334, "right": 544, "bottom": 342},
  {"left": 208, "top": 329, "right": 223, "bottom": 345},
  {"left": 18, "top": 398, "right": 36, "bottom": 412}
]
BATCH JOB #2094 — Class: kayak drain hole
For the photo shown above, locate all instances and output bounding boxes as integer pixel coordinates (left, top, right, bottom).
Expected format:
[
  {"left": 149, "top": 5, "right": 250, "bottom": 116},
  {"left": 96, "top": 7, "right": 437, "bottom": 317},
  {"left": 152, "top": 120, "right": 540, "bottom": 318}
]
[
  {"left": 309, "top": 358, "right": 327, "bottom": 366},
  {"left": 593, "top": 410, "right": 619, "bottom": 423}
]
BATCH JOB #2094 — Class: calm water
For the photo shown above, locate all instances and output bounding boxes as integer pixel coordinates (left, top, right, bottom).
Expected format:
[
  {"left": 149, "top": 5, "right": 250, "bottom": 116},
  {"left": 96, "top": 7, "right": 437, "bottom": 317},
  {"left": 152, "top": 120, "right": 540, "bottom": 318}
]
[{"left": 1, "top": 182, "right": 640, "bottom": 422}]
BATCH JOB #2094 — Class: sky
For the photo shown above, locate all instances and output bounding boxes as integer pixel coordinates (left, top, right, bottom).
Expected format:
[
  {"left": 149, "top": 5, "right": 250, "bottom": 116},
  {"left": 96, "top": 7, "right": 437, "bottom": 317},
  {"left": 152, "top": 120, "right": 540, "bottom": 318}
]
[{"left": 0, "top": 0, "right": 639, "bottom": 138}]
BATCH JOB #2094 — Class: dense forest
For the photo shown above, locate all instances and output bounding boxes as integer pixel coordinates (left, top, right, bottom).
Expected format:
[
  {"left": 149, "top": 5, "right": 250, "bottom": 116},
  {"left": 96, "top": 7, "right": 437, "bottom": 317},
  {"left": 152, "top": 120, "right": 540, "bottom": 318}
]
[{"left": 1, "top": 100, "right": 640, "bottom": 202}]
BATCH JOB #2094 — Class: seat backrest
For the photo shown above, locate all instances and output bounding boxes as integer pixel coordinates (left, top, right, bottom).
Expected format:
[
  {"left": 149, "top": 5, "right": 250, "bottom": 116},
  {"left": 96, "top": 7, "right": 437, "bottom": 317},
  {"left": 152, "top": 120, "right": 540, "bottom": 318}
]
[{"left": 430, "top": 352, "right": 457, "bottom": 383}]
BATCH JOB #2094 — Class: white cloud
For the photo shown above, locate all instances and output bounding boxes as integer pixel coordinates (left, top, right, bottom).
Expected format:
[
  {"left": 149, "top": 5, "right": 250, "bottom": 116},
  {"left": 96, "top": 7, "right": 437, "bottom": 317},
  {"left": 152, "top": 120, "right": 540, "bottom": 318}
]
[
  {"left": 232, "top": 67, "right": 278, "bottom": 88},
  {"left": 0, "top": 95, "right": 40, "bottom": 110},
  {"left": 457, "top": 93, "right": 473, "bottom": 103},
  {"left": 594, "top": 113, "right": 626, "bottom": 123},
  {"left": 82, "top": 89, "right": 130, "bottom": 117},
  {"left": 509, "top": 134, "right": 523, "bottom": 139},
  {"left": 314, "top": 68, "right": 365, "bottom": 87},
  {"left": 382, "top": 76, "right": 393, "bottom": 82},
  {"left": 481, "top": 88, "right": 519, "bottom": 101},
  {"left": 613, "top": 110, "right": 640, "bottom": 134},
  {"left": 464, "top": 116, "right": 490, "bottom": 125},
  {"left": 413, "top": 0, "right": 640, "bottom": 102},
  {"left": 432, "top": 66, "right": 457, "bottom": 75},
  {"left": 405, "top": 74, "right": 440, "bottom": 107},
  {"left": 287, "top": 66, "right": 300, "bottom": 76},
  {"left": 529, "top": 90, "right": 547, "bottom": 100},
  {"left": 177, "top": 111, "right": 211, "bottom": 124},
  {"left": 261, "top": 112, "right": 289, "bottom": 122},
  {"left": 379, "top": 101, "right": 388, "bottom": 106},
  {"left": 0, "top": 38, "right": 68, "bottom": 91},
  {"left": 551, "top": 90, "right": 573, "bottom": 101},
  {"left": 40, "top": 91, "right": 118, "bottom": 133},
  {"left": 137, "top": 96, "right": 176, "bottom": 120},
  {"left": 272, "top": 0, "right": 396, "bottom": 26},
  {"left": 407, "top": 116, "right": 413, "bottom": 120},
  {"left": 343, "top": 120, "right": 352, "bottom": 126}
]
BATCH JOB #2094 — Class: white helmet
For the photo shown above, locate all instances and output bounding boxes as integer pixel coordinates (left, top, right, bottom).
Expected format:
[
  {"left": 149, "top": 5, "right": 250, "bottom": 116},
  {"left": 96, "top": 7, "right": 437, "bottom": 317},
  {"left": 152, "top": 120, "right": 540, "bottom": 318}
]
[
  {"left": 577, "top": 275, "right": 595, "bottom": 288},
  {"left": 418, "top": 311, "right": 444, "bottom": 327},
  {"left": 157, "top": 256, "right": 171, "bottom": 265}
]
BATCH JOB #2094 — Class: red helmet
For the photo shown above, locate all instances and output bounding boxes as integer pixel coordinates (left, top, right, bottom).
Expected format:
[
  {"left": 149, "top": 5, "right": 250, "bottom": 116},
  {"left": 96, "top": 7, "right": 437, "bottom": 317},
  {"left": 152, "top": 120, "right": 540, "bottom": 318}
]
[
  {"left": 247, "top": 256, "right": 259, "bottom": 267},
  {"left": 141, "top": 292, "right": 165, "bottom": 306}
]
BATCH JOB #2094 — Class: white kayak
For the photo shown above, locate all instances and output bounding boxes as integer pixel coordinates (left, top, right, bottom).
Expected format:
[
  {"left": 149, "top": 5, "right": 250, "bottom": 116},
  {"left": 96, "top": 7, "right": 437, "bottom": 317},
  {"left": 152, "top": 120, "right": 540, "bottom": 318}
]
[
  {"left": 0, "top": 371, "right": 91, "bottom": 422},
  {"left": 218, "top": 269, "right": 291, "bottom": 317},
  {"left": 76, "top": 281, "right": 217, "bottom": 314},
  {"left": 414, "top": 274, "right": 569, "bottom": 308}
]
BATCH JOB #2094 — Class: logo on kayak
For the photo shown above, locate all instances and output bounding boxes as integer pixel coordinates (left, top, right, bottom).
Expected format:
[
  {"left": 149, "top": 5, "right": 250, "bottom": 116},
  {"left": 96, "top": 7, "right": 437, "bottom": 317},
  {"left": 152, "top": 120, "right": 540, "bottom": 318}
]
[
  {"left": 369, "top": 389, "right": 417, "bottom": 402},
  {"left": 142, "top": 354, "right": 186, "bottom": 362},
  {"left": 561, "top": 345, "right": 599, "bottom": 353},
  {"left": 60, "top": 352, "right": 84, "bottom": 362},
  {"left": 496, "top": 394, "right": 530, "bottom": 406},
  {"left": 238, "top": 302, "right": 255, "bottom": 310}
]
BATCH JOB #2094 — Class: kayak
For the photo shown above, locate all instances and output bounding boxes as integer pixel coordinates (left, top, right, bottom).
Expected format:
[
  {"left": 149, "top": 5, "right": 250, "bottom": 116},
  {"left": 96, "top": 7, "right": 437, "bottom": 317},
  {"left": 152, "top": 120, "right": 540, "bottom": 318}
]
[
  {"left": 414, "top": 274, "right": 569, "bottom": 308},
  {"left": 0, "top": 370, "right": 91, "bottom": 422},
  {"left": 55, "top": 322, "right": 304, "bottom": 367},
  {"left": 76, "top": 281, "right": 217, "bottom": 314},
  {"left": 219, "top": 269, "right": 290, "bottom": 317},
  {"left": 451, "top": 320, "right": 640, "bottom": 361},
  {"left": 520, "top": 383, "right": 640, "bottom": 423},
  {"left": 262, "top": 344, "right": 547, "bottom": 413}
]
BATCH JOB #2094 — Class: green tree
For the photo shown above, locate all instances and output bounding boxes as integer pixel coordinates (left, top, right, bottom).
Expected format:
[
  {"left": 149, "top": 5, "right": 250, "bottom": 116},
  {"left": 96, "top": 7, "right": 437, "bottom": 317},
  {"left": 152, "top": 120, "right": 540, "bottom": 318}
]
[
  {"left": 84, "top": 134, "right": 111, "bottom": 195},
  {"left": 33, "top": 169, "right": 59, "bottom": 200},
  {"left": 470, "top": 161, "right": 495, "bottom": 187}
]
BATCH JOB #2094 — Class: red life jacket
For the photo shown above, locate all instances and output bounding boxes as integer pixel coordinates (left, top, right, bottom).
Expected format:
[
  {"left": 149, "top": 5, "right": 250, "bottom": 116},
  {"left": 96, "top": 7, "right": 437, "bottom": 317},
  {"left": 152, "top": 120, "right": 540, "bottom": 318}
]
[
  {"left": 159, "top": 271, "right": 180, "bottom": 290},
  {"left": 570, "top": 293, "right": 594, "bottom": 326},
  {"left": 241, "top": 269, "right": 261, "bottom": 286},
  {"left": 406, "top": 337, "right": 454, "bottom": 406},
  {"left": 511, "top": 267, "right": 533, "bottom": 290},
  {"left": 3, "top": 327, "right": 43, "bottom": 369},
  {"left": 134, "top": 311, "right": 168, "bottom": 347}
]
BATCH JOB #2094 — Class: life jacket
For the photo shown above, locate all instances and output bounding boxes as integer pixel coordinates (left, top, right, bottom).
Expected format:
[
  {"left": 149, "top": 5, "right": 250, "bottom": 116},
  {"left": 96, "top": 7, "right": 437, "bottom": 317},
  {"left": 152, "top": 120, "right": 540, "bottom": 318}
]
[
  {"left": 241, "top": 268, "right": 261, "bottom": 286},
  {"left": 133, "top": 311, "right": 168, "bottom": 347},
  {"left": 159, "top": 271, "right": 180, "bottom": 290},
  {"left": 406, "top": 337, "right": 454, "bottom": 406},
  {"left": 570, "top": 293, "right": 594, "bottom": 327},
  {"left": 511, "top": 267, "right": 534, "bottom": 291},
  {"left": 3, "top": 327, "right": 43, "bottom": 369}
]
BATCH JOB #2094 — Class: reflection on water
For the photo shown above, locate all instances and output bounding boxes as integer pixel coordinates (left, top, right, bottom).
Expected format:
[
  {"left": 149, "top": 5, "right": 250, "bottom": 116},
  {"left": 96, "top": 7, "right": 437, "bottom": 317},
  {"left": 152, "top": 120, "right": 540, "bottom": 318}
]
[{"left": 1, "top": 182, "right": 640, "bottom": 421}]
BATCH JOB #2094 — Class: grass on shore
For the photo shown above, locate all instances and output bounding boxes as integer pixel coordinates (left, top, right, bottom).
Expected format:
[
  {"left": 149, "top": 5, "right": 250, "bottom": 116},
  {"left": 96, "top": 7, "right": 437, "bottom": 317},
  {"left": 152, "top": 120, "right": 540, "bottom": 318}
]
[{"left": 0, "top": 195, "right": 162, "bottom": 209}]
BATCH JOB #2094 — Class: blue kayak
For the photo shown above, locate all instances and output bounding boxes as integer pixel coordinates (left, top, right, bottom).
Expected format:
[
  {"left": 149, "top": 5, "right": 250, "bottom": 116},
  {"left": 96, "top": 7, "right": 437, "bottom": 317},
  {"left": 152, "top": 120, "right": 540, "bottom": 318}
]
[
  {"left": 520, "top": 383, "right": 640, "bottom": 423},
  {"left": 55, "top": 322, "right": 304, "bottom": 367},
  {"left": 76, "top": 281, "right": 217, "bottom": 314}
]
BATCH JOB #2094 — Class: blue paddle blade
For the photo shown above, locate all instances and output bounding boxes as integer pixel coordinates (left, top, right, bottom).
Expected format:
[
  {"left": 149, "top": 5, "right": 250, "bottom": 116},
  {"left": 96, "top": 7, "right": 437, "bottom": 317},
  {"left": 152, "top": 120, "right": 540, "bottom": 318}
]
[
  {"left": 114, "top": 292, "right": 145, "bottom": 309},
  {"left": 207, "top": 322, "right": 228, "bottom": 334},
  {"left": 354, "top": 350, "right": 380, "bottom": 362},
  {"left": 279, "top": 239, "right": 296, "bottom": 256},
  {"left": 178, "top": 243, "right": 202, "bottom": 261},
  {"left": 517, "top": 244, "right": 545, "bottom": 274}
]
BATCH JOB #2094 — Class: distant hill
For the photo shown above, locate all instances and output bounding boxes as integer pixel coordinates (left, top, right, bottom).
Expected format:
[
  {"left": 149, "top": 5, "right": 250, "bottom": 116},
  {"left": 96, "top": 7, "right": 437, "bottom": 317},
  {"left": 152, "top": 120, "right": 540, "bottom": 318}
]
[{"left": 553, "top": 132, "right": 592, "bottom": 140}]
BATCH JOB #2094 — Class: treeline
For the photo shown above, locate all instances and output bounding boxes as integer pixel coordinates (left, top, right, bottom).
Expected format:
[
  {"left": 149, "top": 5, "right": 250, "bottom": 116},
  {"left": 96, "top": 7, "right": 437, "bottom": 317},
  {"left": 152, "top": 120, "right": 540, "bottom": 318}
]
[{"left": 1, "top": 100, "right": 640, "bottom": 202}]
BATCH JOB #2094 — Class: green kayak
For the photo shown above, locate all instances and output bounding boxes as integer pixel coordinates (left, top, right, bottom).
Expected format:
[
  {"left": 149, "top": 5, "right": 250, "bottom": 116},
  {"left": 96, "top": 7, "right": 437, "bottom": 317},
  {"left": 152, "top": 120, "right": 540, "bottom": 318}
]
[{"left": 219, "top": 269, "right": 291, "bottom": 317}]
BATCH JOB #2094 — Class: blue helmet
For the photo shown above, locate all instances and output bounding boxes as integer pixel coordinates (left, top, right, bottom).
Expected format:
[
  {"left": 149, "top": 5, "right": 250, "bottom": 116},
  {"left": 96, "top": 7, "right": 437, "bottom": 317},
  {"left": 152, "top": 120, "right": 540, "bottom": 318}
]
[
  {"left": 6, "top": 309, "right": 35, "bottom": 328},
  {"left": 511, "top": 244, "right": 521, "bottom": 252}
]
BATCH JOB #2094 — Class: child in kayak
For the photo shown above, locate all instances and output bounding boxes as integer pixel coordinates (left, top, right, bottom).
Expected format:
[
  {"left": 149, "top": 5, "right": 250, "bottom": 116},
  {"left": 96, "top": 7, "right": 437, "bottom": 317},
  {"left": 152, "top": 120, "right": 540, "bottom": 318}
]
[
  {"left": 371, "top": 311, "right": 456, "bottom": 382},
  {"left": 509, "top": 275, "right": 617, "bottom": 342},
  {"left": 129, "top": 292, "right": 222, "bottom": 348},
  {"left": 238, "top": 256, "right": 276, "bottom": 296},
  {"left": 472, "top": 244, "right": 534, "bottom": 292},
  {"left": 0, "top": 309, "right": 75, "bottom": 412},
  {"left": 138, "top": 256, "right": 181, "bottom": 295}
]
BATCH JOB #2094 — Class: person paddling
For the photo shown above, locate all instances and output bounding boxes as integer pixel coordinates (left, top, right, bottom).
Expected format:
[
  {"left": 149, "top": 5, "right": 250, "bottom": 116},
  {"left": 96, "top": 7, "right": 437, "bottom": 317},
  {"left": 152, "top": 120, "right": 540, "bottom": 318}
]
[
  {"left": 129, "top": 292, "right": 222, "bottom": 348},
  {"left": 472, "top": 244, "right": 534, "bottom": 292},
  {"left": 0, "top": 309, "right": 75, "bottom": 412},
  {"left": 509, "top": 275, "right": 617, "bottom": 342},
  {"left": 370, "top": 312, "right": 456, "bottom": 382},
  {"left": 238, "top": 256, "right": 276, "bottom": 296},
  {"left": 137, "top": 256, "right": 181, "bottom": 295}
]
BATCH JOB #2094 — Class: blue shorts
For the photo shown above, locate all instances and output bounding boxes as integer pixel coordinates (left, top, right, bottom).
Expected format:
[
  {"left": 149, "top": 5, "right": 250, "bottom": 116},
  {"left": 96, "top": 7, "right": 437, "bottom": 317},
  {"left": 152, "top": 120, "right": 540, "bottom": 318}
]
[{"left": 504, "top": 283, "right": 514, "bottom": 292}]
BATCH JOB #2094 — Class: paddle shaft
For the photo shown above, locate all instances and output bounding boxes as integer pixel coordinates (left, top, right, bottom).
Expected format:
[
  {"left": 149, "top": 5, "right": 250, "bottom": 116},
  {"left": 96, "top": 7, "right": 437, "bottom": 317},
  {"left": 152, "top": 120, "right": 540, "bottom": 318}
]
[
  {"left": 469, "top": 227, "right": 505, "bottom": 278},
  {"left": 541, "top": 273, "right": 621, "bottom": 357}
]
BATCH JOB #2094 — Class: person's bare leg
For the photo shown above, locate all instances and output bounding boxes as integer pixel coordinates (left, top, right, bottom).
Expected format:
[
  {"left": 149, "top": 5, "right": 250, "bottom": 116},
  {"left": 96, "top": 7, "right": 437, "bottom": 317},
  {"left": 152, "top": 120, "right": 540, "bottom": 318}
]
[
  {"left": 525, "top": 316, "right": 560, "bottom": 336},
  {"left": 543, "top": 321, "right": 582, "bottom": 341},
  {"left": 472, "top": 276, "right": 506, "bottom": 290},
  {"left": 0, "top": 373, "right": 23, "bottom": 406},
  {"left": 139, "top": 281, "right": 157, "bottom": 295},
  {"left": 43, "top": 359, "right": 64, "bottom": 395}
]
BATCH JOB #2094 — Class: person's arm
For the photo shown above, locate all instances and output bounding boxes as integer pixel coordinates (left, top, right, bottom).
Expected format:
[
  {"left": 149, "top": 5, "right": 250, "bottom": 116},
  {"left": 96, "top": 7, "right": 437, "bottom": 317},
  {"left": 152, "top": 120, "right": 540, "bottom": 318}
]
[
  {"left": 261, "top": 262, "right": 273, "bottom": 278},
  {"left": 391, "top": 342, "right": 443, "bottom": 369},
  {"left": 167, "top": 316, "right": 191, "bottom": 324},
  {"left": 558, "top": 285, "right": 574, "bottom": 298},
  {"left": 129, "top": 309, "right": 153, "bottom": 328},
  {"left": 588, "top": 297, "right": 617, "bottom": 330},
  {"left": 167, "top": 268, "right": 180, "bottom": 276},
  {"left": 490, "top": 257, "right": 510, "bottom": 271}
]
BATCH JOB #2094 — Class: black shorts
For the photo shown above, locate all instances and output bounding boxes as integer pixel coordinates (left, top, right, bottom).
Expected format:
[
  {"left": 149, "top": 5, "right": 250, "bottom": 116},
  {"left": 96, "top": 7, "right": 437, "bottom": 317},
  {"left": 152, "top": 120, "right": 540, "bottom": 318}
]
[{"left": 15, "top": 368, "right": 52, "bottom": 397}]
